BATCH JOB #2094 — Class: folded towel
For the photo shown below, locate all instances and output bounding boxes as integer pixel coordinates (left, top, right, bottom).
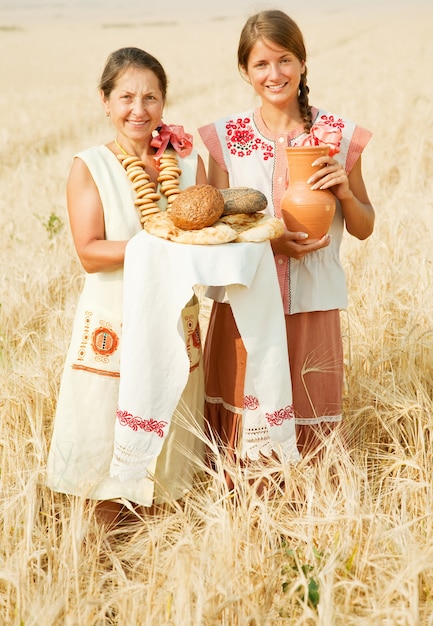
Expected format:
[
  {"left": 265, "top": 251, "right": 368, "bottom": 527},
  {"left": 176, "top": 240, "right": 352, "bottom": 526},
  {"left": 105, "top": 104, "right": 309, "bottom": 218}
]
[{"left": 110, "top": 231, "right": 299, "bottom": 481}]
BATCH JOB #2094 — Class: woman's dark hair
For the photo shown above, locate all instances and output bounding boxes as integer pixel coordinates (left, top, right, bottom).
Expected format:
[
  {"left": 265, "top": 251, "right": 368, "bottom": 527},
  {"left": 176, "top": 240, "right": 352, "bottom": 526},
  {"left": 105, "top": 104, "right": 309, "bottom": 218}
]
[
  {"left": 99, "top": 47, "right": 168, "bottom": 101},
  {"left": 238, "top": 10, "right": 312, "bottom": 131}
]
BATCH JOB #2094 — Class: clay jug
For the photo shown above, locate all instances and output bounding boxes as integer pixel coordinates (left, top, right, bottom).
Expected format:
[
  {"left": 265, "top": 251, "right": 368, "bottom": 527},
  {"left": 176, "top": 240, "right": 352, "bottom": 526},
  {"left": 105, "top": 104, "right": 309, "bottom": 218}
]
[{"left": 281, "top": 145, "right": 336, "bottom": 243}]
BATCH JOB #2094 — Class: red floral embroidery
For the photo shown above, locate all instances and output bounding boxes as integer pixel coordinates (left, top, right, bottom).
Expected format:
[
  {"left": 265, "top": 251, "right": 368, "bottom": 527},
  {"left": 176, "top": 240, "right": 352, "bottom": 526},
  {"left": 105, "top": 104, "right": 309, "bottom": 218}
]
[
  {"left": 318, "top": 114, "right": 345, "bottom": 132},
  {"left": 244, "top": 395, "right": 259, "bottom": 410},
  {"left": 265, "top": 405, "right": 295, "bottom": 426},
  {"left": 225, "top": 116, "right": 274, "bottom": 160},
  {"left": 116, "top": 408, "right": 167, "bottom": 437}
]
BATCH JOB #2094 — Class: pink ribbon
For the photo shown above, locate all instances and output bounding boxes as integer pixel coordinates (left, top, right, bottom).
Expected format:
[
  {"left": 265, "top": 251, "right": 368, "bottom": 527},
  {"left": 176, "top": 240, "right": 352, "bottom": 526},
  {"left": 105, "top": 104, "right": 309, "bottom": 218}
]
[
  {"left": 151, "top": 123, "right": 194, "bottom": 161},
  {"left": 297, "top": 122, "right": 342, "bottom": 157}
]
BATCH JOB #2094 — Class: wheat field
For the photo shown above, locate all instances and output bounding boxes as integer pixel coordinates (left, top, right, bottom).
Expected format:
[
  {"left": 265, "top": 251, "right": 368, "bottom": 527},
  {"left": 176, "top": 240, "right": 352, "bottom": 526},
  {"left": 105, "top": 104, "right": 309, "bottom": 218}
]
[{"left": 1, "top": 3, "right": 433, "bottom": 625}]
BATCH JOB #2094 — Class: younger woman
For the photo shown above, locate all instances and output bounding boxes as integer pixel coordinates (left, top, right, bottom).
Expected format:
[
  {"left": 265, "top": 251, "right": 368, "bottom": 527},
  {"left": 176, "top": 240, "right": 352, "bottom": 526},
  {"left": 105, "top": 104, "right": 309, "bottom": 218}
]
[{"left": 199, "top": 11, "right": 374, "bottom": 477}]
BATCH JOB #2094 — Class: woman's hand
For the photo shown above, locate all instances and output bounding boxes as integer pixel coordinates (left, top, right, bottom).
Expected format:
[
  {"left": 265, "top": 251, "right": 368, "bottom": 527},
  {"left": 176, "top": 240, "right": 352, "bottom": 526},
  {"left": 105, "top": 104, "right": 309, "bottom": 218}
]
[
  {"left": 271, "top": 229, "right": 330, "bottom": 260},
  {"left": 307, "top": 154, "right": 375, "bottom": 240},
  {"left": 308, "top": 155, "right": 351, "bottom": 201}
]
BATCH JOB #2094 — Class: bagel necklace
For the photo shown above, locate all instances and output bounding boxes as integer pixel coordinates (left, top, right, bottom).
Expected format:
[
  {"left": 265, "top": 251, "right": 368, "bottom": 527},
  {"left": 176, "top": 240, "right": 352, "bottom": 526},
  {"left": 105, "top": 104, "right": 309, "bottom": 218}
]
[{"left": 115, "top": 139, "right": 182, "bottom": 226}]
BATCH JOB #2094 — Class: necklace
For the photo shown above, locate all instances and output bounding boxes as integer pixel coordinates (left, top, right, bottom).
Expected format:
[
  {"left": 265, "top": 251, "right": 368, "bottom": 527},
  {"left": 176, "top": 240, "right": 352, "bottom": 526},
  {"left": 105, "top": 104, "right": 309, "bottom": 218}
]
[{"left": 115, "top": 140, "right": 182, "bottom": 225}]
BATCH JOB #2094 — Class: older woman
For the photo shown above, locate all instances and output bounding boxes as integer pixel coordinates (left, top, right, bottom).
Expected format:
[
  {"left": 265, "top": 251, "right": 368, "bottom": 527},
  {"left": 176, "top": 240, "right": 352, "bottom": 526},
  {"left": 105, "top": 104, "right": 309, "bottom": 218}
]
[{"left": 46, "top": 47, "right": 206, "bottom": 525}]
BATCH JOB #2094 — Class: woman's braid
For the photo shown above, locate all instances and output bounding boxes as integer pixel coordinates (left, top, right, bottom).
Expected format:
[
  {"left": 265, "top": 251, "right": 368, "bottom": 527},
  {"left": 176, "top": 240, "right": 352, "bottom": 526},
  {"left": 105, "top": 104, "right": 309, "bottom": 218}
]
[{"left": 298, "top": 72, "right": 312, "bottom": 133}]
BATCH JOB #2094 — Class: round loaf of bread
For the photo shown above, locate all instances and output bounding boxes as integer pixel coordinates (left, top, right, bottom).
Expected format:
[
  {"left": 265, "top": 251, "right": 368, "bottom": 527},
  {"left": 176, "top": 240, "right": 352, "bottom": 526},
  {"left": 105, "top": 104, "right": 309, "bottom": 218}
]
[{"left": 170, "top": 184, "right": 225, "bottom": 230}]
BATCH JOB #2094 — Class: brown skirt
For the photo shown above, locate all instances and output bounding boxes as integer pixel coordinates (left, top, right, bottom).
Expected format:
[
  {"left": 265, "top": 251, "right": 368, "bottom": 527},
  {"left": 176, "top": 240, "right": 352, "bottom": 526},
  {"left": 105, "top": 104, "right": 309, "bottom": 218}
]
[{"left": 204, "top": 301, "right": 344, "bottom": 460}]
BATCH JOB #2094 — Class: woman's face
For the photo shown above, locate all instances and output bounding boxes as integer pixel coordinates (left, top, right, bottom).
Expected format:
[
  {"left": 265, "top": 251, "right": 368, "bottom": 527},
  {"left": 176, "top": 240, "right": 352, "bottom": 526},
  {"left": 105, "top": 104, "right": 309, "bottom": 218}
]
[
  {"left": 244, "top": 37, "right": 305, "bottom": 108},
  {"left": 102, "top": 66, "right": 164, "bottom": 144}
]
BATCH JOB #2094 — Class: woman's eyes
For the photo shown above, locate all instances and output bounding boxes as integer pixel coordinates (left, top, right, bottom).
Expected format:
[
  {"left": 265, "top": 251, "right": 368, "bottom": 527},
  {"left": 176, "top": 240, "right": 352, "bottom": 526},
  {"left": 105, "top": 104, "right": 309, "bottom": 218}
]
[
  {"left": 120, "top": 94, "right": 157, "bottom": 102},
  {"left": 254, "top": 58, "right": 292, "bottom": 69}
]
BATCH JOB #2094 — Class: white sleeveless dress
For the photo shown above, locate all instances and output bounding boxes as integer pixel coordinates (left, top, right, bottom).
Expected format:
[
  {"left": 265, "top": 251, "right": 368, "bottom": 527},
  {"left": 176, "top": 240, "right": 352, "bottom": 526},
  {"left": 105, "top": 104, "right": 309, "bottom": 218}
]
[{"left": 46, "top": 145, "right": 204, "bottom": 507}]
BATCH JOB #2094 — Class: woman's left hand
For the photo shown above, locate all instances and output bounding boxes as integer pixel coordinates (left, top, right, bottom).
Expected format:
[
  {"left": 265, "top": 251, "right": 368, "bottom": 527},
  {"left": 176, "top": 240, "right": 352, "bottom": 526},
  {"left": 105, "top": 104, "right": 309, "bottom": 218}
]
[
  {"left": 307, "top": 154, "right": 375, "bottom": 240},
  {"left": 307, "top": 156, "right": 351, "bottom": 201}
]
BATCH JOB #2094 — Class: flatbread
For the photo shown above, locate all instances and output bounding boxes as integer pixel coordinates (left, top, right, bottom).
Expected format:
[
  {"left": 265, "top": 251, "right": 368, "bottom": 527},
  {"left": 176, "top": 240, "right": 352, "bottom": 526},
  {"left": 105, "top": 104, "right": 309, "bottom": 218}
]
[
  {"left": 142, "top": 211, "right": 238, "bottom": 245},
  {"left": 142, "top": 211, "right": 284, "bottom": 245},
  {"left": 218, "top": 213, "right": 285, "bottom": 242}
]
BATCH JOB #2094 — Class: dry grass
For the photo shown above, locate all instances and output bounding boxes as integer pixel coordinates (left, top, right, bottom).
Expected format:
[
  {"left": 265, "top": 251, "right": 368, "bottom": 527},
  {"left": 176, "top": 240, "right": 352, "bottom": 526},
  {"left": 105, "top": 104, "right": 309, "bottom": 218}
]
[{"left": 2, "top": 4, "right": 433, "bottom": 625}]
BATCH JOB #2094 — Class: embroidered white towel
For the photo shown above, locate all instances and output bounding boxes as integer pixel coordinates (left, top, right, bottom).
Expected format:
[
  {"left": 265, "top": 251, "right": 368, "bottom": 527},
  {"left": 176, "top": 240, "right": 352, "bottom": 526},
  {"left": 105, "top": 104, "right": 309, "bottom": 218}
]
[{"left": 110, "top": 230, "right": 299, "bottom": 481}]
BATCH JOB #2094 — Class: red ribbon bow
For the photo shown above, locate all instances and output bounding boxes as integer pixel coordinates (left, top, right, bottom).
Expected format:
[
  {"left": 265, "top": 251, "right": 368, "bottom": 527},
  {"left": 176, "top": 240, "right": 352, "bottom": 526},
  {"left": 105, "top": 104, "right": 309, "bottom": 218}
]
[{"left": 150, "top": 123, "right": 194, "bottom": 161}]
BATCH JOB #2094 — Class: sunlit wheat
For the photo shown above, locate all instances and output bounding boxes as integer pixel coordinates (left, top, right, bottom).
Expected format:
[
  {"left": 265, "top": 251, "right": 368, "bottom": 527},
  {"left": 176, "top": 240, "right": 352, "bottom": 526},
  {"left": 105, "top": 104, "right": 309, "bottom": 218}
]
[{"left": 1, "top": 5, "right": 433, "bottom": 625}]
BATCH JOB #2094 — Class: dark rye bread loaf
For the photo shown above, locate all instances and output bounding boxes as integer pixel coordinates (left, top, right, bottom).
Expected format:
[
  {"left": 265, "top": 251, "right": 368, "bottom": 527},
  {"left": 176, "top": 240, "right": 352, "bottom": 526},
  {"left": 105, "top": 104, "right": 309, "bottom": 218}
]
[{"left": 220, "top": 187, "right": 268, "bottom": 215}]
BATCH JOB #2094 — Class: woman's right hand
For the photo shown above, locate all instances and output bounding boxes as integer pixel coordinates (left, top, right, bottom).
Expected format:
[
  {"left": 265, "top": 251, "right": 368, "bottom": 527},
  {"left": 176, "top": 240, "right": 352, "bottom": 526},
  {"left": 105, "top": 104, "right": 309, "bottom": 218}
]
[{"left": 271, "top": 230, "right": 331, "bottom": 260}]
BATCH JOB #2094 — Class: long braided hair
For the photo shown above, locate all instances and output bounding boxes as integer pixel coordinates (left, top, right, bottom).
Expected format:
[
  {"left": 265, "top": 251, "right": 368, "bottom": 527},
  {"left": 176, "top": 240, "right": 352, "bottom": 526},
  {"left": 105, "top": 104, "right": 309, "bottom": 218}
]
[{"left": 237, "top": 10, "right": 312, "bottom": 133}]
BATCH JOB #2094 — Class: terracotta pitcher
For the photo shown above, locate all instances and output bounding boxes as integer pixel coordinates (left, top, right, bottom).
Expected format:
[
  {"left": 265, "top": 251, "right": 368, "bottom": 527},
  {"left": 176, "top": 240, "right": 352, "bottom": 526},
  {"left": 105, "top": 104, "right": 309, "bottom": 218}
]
[{"left": 281, "top": 145, "right": 336, "bottom": 243}]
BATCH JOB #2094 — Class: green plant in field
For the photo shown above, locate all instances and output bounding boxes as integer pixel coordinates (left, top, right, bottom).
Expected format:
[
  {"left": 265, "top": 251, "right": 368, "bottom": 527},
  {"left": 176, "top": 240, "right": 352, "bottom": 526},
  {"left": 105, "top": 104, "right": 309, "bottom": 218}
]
[
  {"left": 279, "top": 544, "right": 322, "bottom": 612},
  {"left": 35, "top": 212, "right": 64, "bottom": 239}
]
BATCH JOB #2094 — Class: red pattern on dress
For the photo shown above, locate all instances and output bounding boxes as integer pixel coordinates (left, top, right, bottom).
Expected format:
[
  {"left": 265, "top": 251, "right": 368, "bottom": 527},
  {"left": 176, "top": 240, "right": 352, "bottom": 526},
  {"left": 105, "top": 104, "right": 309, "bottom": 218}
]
[
  {"left": 116, "top": 408, "right": 167, "bottom": 437},
  {"left": 318, "top": 114, "right": 345, "bottom": 131},
  {"left": 191, "top": 324, "right": 201, "bottom": 349},
  {"left": 225, "top": 116, "right": 274, "bottom": 160},
  {"left": 91, "top": 325, "right": 119, "bottom": 357}
]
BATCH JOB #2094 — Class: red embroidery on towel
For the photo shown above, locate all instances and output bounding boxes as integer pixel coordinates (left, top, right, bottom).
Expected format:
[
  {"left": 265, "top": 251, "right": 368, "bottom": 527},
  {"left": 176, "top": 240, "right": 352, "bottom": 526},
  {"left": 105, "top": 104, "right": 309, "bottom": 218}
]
[
  {"left": 266, "top": 405, "right": 295, "bottom": 427},
  {"left": 116, "top": 408, "right": 167, "bottom": 437},
  {"left": 243, "top": 395, "right": 259, "bottom": 410}
]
